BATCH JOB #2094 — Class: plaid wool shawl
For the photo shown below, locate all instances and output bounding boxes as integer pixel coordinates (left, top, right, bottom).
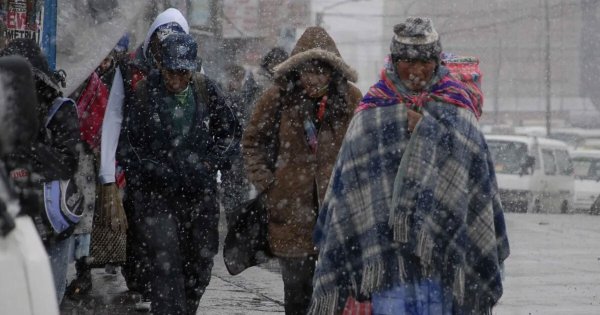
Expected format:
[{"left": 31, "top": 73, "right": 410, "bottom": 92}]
[
  {"left": 310, "top": 72, "right": 509, "bottom": 315},
  {"left": 391, "top": 104, "right": 510, "bottom": 313}
]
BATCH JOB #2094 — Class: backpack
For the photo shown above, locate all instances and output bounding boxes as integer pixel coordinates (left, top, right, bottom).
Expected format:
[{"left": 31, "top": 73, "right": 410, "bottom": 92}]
[
  {"left": 441, "top": 53, "right": 484, "bottom": 118},
  {"left": 42, "top": 98, "right": 95, "bottom": 239},
  {"left": 75, "top": 71, "right": 109, "bottom": 151}
]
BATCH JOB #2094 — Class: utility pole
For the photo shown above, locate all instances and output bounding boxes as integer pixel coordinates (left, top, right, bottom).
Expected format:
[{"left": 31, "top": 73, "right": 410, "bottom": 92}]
[
  {"left": 315, "top": 0, "right": 366, "bottom": 27},
  {"left": 205, "top": 0, "right": 223, "bottom": 82},
  {"left": 316, "top": 11, "right": 324, "bottom": 27},
  {"left": 41, "top": 0, "right": 58, "bottom": 70},
  {"left": 493, "top": 37, "right": 502, "bottom": 125},
  {"left": 544, "top": 0, "right": 552, "bottom": 136}
]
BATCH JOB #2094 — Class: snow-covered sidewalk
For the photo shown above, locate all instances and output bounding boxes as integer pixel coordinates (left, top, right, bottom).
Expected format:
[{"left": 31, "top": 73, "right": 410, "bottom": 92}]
[
  {"left": 199, "top": 256, "right": 284, "bottom": 314},
  {"left": 205, "top": 213, "right": 600, "bottom": 314},
  {"left": 60, "top": 213, "right": 600, "bottom": 314},
  {"left": 494, "top": 213, "right": 600, "bottom": 315}
]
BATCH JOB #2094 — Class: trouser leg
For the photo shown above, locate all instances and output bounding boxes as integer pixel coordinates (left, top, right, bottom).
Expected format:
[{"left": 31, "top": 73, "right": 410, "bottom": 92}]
[
  {"left": 121, "top": 193, "right": 137, "bottom": 288},
  {"left": 144, "top": 213, "right": 187, "bottom": 315},
  {"left": 65, "top": 234, "right": 93, "bottom": 297},
  {"left": 278, "top": 255, "right": 317, "bottom": 315},
  {"left": 181, "top": 247, "right": 214, "bottom": 315},
  {"left": 121, "top": 192, "right": 139, "bottom": 288},
  {"left": 122, "top": 190, "right": 152, "bottom": 298},
  {"left": 46, "top": 235, "right": 73, "bottom": 303},
  {"left": 181, "top": 202, "right": 219, "bottom": 315}
]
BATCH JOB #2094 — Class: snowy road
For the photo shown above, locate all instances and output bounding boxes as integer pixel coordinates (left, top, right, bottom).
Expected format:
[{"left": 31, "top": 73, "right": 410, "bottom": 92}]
[
  {"left": 494, "top": 213, "right": 600, "bottom": 315},
  {"left": 60, "top": 213, "right": 600, "bottom": 314},
  {"left": 199, "top": 213, "right": 600, "bottom": 314}
]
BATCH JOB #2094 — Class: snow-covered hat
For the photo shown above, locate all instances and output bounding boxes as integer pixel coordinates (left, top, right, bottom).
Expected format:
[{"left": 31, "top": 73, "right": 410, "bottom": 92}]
[{"left": 390, "top": 17, "right": 442, "bottom": 61}]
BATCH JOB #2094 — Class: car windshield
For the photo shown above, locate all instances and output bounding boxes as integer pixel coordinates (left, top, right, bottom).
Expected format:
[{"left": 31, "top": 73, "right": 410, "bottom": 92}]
[
  {"left": 572, "top": 157, "right": 600, "bottom": 180},
  {"left": 488, "top": 140, "right": 530, "bottom": 174}
]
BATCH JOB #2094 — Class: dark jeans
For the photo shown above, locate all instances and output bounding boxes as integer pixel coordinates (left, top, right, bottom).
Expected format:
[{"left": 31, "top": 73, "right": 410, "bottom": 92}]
[
  {"left": 143, "top": 198, "right": 219, "bottom": 315},
  {"left": 47, "top": 235, "right": 72, "bottom": 303},
  {"left": 121, "top": 191, "right": 152, "bottom": 298},
  {"left": 278, "top": 255, "right": 317, "bottom": 315}
]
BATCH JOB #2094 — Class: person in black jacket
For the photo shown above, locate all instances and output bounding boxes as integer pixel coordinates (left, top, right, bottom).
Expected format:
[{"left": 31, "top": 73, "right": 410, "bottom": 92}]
[
  {"left": 0, "top": 55, "right": 39, "bottom": 236},
  {"left": 120, "top": 33, "right": 240, "bottom": 315},
  {"left": 1, "top": 39, "right": 81, "bottom": 304}
]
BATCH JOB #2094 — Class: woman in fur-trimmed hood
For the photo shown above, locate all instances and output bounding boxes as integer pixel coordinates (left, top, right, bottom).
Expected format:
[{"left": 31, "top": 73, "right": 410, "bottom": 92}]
[{"left": 242, "top": 26, "right": 362, "bottom": 315}]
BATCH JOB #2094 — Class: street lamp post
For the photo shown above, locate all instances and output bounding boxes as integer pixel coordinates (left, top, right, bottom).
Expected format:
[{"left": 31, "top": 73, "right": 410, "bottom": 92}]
[
  {"left": 544, "top": 0, "right": 552, "bottom": 136},
  {"left": 315, "top": 0, "right": 369, "bottom": 27}
]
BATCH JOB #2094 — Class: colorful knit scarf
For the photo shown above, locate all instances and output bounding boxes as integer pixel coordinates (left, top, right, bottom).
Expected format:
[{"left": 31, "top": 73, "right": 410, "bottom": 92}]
[{"left": 356, "top": 58, "right": 482, "bottom": 118}]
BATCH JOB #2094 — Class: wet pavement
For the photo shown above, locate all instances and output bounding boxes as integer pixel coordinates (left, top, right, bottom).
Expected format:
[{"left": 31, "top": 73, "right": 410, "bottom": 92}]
[
  {"left": 59, "top": 213, "right": 600, "bottom": 314},
  {"left": 60, "top": 210, "right": 285, "bottom": 314},
  {"left": 60, "top": 254, "right": 285, "bottom": 314}
]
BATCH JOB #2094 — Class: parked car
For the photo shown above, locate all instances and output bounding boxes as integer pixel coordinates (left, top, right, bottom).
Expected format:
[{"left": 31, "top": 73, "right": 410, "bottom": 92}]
[
  {"left": 579, "top": 138, "right": 600, "bottom": 150},
  {"left": 486, "top": 135, "right": 574, "bottom": 213},
  {"left": 570, "top": 149, "right": 600, "bottom": 214}
]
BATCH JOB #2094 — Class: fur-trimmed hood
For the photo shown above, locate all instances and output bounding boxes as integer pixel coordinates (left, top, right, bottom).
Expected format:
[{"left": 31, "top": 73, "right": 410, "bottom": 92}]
[{"left": 273, "top": 27, "right": 357, "bottom": 84}]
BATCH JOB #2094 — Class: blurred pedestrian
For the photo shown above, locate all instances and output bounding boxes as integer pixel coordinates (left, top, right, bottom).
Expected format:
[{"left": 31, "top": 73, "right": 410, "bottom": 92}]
[
  {"left": 96, "top": 34, "right": 130, "bottom": 89},
  {"left": 224, "top": 64, "right": 246, "bottom": 93},
  {"left": 121, "top": 32, "right": 240, "bottom": 315},
  {"left": 242, "top": 27, "right": 362, "bottom": 315},
  {"left": 65, "top": 72, "right": 102, "bottom": 296},
  {"left": 1, "top": 39, "right": 81, "bottom": 304},
  {"left": 0, "top": 54, "right": 59, "bottom": 315},
  {"left": 244, "top": 47, "right": 289, "bottom": 118},
  {"left": 64, "top": 42, "right": 128, "bottom": 299},
  {"left": 219, "top": 63, "right": 258, "bottom": 226},
  {"left": 253, "top": 47, "right": 289, "bottom": 96},
  {"left": 97, "top": 53, "right": 116, "bottom": 86},
  {"left": 310, "top": 17, "right": 509, "bottom": 315},
  {"left": 89, "top": 40, "right": 129, "bottom": 279}
]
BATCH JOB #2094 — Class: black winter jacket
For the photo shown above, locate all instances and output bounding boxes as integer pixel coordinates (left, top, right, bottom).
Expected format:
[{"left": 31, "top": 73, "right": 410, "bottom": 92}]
[
  {"left": 5, "top": 98, "right": 80, "bottom": 227},
  {"left": 6, "top": 100, "right": 80, "bottom": 181},
  {"left": 121, "top": 70, "right": 241, "bottom": 201}
]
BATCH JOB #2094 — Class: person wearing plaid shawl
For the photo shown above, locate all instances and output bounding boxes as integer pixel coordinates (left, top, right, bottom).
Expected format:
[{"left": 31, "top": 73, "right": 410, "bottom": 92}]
[{"left": 310, "top": 17, "right": 509, "bottom": 315}]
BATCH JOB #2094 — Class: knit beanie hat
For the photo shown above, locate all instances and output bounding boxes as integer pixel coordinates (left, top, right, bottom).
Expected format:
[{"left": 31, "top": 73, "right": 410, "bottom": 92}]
[{"left": 390, "top": 17, "right": 442, "bottom": 61}]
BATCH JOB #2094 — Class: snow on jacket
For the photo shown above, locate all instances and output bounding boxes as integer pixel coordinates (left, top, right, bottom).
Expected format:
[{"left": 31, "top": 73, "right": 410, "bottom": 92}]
[
  {"left": 242, "top": 27, "right": 362, "bottom": 258},
  {"left": 7, "top": 100, "right": 80, "bottom": 181},
  {"left": 122, "top": 70, "right": 240, "bottom": 199},
  {"left": 99, "top": 8, "right": 189, "bottom": 184}
]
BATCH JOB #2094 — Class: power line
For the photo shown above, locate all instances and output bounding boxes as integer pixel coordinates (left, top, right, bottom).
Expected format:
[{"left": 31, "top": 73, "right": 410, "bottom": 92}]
[
  {"left": 331, "top": 3, "right": 580, "bottom": 45},
  {"left": 319, "top": 0, "right": 580, "bottom": 24},
  {"left": 439, "top": 1, "right": 580, "bottom": 36}
]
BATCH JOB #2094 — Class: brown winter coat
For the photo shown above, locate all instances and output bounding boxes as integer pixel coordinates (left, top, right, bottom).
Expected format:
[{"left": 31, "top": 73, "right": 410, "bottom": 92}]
[{"left": 242, "top": 27, "right": 362, "bottom": 257}]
